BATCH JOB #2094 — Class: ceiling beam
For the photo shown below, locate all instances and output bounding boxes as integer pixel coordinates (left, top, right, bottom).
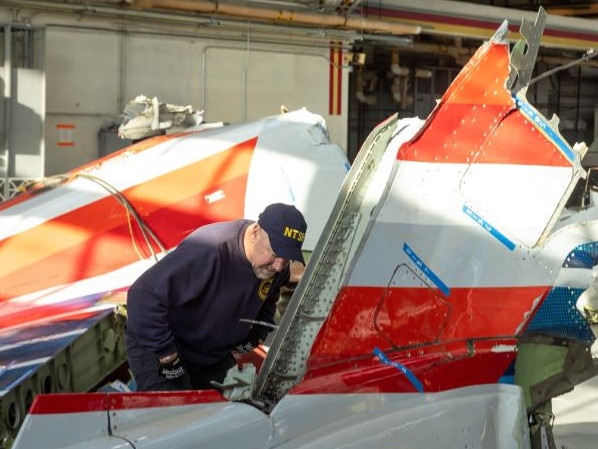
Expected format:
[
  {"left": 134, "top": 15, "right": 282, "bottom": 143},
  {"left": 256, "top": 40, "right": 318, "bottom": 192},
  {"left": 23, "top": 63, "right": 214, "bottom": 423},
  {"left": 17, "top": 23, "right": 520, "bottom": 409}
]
[
  {"left": 127, "top": 0, "right": 421, "bottom": 35},
  {"left": 546, "top": 4, "right": 598, "bottom": 17}
]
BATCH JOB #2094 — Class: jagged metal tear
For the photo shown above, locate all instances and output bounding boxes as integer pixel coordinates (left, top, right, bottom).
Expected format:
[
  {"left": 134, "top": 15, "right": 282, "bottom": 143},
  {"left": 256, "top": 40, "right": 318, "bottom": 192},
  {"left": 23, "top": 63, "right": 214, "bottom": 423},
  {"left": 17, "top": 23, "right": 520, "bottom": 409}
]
[{"left": 507, "top": 7, "right": 547, "bottom": 93}]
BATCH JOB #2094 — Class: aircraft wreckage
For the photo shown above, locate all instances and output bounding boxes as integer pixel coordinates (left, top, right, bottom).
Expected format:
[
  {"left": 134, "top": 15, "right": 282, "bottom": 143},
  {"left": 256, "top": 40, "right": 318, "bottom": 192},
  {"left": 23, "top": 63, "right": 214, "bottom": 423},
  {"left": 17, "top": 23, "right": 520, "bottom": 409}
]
[{"left": 2, "top": 7, "right": 598, "bottom": 449}]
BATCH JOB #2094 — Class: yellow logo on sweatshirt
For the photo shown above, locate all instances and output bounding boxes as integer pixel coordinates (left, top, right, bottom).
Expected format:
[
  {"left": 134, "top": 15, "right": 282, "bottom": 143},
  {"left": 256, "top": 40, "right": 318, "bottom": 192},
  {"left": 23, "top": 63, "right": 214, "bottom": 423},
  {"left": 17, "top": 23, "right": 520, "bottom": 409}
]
[{"left": 258, "top": 277, "right": 273, "bottom": 300}]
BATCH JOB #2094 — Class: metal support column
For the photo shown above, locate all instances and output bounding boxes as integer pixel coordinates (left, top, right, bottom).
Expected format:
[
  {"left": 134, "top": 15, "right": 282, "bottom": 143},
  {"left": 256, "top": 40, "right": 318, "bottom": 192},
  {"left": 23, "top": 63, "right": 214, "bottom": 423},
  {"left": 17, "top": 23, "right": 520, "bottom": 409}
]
[{"left": 1, "top": 25, "right": 11, "bottom": 201}]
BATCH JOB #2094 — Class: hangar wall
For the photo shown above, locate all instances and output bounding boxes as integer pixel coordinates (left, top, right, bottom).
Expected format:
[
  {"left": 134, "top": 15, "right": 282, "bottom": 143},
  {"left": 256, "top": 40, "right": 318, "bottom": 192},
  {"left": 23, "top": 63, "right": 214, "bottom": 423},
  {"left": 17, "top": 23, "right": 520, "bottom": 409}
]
[
  {"left": 2, "top": 0, "right": 598, "bottom": 200},
  {"left": 0, "top": 10, "right": 349, "bottom": 189}
]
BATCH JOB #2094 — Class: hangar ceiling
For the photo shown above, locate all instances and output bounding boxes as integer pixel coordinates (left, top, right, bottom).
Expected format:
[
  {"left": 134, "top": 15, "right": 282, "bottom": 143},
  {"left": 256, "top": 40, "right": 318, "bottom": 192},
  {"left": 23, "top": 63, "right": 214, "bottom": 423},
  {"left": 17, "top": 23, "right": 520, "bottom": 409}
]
[
  {"left": 462, "top": 0, "right": 598, "bottom": 17},
  {"left": 4, "top": 1, "right": 598, "bottom": 72},
  {"left": 4, "top": 1, "right": 598, "bottom": 47},
  {"left": 2, "top": 0, "right": 598, "bottom": 160}
]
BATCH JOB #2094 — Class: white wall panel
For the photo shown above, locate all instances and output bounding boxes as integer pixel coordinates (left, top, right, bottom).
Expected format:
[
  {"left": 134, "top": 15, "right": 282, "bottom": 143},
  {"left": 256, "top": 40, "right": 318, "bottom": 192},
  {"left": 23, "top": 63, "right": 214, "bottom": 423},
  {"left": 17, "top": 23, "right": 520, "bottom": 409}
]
[
  {"left": 124, "top": 35, "right": 203, "bottom": 107},
  {"left": 46, "top": 29, "right": 119, "bottom": 114},
  {"left": 41, "top": 25, "right": 347, "bottom": 175},
  {"left": 44, "top": 116, "right": 110, "bottom": 175},
  {"left": 204, "top": 47, "right": 331, "bottom": 123}
]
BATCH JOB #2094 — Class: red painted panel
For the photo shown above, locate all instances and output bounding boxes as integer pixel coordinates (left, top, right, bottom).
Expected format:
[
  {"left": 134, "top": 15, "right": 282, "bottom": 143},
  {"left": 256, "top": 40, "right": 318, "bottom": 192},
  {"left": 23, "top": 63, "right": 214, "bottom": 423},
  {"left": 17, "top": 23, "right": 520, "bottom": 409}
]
[
  {"left": 398, "top": 42, "right": 570, "bottom": 167},
  {"left": 107, "top": 390, "right": 226, "bottom": 410},
  {"left": 294, "top": 338, "right": 517, "bottom": 395},
  {"left": 475, "top": 112, "right": 570, "bottom": 166},
  {"left": 307, "top": 285, "right": 547, "bottom": 367},
  {"left": 0, "top": 133, "right": 184, "bottom": 213},
  {"left": 442, "top": 43, "right": 511, "bottom": 105},
  {"left": 398, "top": 103, "right": 511, "bottom": 163},
  {"left": 0, "top": 298, "right": 102, "bottom": 329},
  {"left": 0, "top": 138, "right": 256, "bottom": 301},
  {"left": 29, "top": 393, "right": 108, "bottom": 415},
  {"left": 29, "top": 390, "right": 226, "bottom": 415}
]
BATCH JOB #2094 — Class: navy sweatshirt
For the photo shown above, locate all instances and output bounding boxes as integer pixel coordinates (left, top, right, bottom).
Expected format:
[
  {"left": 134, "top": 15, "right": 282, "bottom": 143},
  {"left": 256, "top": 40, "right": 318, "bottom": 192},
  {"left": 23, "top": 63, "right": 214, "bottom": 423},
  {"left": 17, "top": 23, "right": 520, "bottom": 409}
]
[{"left": 126, "top": 219, "right": 290, "bottom": 366}]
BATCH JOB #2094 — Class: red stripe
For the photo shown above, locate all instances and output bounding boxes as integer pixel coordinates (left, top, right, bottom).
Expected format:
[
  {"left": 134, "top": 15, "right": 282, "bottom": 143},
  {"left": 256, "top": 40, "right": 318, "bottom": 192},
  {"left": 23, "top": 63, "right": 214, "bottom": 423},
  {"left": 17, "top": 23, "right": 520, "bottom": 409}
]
[
  {"left": 295, "top": 338, "right": 517, "bottom": 394},
  {"left": 294, "top": 283, "right": 545, "bottom": 394},
  {"left": 366, "top": 6, "right": 598, "bottom": 44},
  {"left": 0, "top": 133, "right": 198, "bottom": 213},
  {"left": 308, "top": 284, "right": 548, "bottom": 367},
  {"left": 335, "top": 49, "right": 342, "bottom": 115},
  {"left": 29, "top": 390, "right": 226, "bottom": 415},
  {"left": 367, "top": 6, "right": 511, "bottom": 30},
  {"left": 399, "top": 104, "right": 571, "bottom": 166},
  {"left": 329, "top": 46, "right": 335, "bottom": 115},
  {"left": 0, "top": 298, "right": 102, "bottom": 329},
  {"left": 398, "top": 42, "right": 571, "bottom": 166},
  {"left": 0, "top": 137, "right": 256, "bottom": 302},
  {"left": 75, "top": 132, "right": 192, "bottom": 173}
]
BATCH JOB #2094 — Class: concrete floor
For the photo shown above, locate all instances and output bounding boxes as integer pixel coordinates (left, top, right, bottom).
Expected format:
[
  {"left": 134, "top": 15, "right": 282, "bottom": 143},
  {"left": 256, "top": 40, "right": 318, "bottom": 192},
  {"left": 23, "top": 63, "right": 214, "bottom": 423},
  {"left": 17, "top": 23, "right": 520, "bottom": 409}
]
[{"left": 552, "top": 344, "right": 598, "bottom": 449}]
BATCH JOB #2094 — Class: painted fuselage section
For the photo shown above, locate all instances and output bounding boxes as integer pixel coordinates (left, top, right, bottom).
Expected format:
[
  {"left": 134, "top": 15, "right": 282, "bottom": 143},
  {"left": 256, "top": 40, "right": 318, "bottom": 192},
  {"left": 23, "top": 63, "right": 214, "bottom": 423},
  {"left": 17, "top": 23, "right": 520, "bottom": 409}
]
[
  {"left": 258, "top": 20, "right": 598, "bottom": 399},
  {"left": 0, "top": 109, "right": 349, "bottom": 328},
  {"left": 14, "top": 384, "right": 529, "bottom": 449},
  {"left": 9, "top": 11, "right": 598, "bottom": 449},
  {"left": 270, "top": 23, "right": 593, "bottom": 399},
  {"left": 0, "top": 109, "right": 349, "bottom": 415}
]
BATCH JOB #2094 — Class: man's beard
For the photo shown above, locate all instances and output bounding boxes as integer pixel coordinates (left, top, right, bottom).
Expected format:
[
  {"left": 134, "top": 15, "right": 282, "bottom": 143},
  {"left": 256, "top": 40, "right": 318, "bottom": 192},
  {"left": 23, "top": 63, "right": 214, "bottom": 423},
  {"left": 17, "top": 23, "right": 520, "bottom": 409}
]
[{"left": 253, "top": 265, "right": 276, "bottom": 280}]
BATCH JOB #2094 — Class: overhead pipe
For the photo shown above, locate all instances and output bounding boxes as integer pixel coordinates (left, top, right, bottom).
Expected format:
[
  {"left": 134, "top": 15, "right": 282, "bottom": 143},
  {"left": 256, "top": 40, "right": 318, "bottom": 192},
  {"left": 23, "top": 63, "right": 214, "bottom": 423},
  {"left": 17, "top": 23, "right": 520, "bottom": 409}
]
[
  {"left": 1, "top": 0, "right": 365, "bottom": 48},
  {"left": 130, "top": 0, "right": 421, "bottom": 35}
]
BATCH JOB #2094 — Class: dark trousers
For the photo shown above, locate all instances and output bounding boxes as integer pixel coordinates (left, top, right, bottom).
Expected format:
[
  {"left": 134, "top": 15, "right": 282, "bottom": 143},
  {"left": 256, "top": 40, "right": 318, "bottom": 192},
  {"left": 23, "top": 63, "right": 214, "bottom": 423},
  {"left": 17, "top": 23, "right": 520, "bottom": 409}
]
[{"left": 125, "top": 330, "right": 236, "bottom": 392}]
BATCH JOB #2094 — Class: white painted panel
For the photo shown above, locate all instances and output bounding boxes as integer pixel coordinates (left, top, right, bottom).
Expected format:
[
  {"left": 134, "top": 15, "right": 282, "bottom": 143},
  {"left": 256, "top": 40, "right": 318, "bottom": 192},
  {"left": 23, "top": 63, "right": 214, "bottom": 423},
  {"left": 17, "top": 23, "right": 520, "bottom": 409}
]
[
  {"left": 272, "top": 386, "right": 530, "bottom": 449},
  {"left": 460, "top": 162, "right": 574, "bottom": 247}
]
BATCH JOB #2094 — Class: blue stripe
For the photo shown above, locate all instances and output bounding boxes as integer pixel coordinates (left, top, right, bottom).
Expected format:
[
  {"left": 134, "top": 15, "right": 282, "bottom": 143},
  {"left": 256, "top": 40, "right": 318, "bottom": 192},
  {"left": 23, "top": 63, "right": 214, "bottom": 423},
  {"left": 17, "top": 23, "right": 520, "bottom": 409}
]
[
  {"left": 463, "top": 205, "right": 516, "bottom": 251},
  {"left": 403, "top": 243, "right": 450, "bottom": 297},
  {"left": 0, "top": 361, "right": 15, "bottom": 379},
  {"left": 374, "top": 347, "right": 424, "bottom": 393},
  {"left": 513, "top": 95, "right": 575, "bottom": 163},
  {"left": 3, "top": 368, "right": 35, "bottom": 392}
]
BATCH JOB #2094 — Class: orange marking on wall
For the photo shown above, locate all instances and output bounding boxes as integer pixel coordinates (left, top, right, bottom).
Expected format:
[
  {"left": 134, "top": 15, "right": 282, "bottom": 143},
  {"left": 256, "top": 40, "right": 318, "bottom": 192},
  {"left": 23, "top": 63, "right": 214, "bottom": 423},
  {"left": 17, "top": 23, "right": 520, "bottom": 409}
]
[{"left": 57, "top": 124, "right": 75, "bottom": 147}]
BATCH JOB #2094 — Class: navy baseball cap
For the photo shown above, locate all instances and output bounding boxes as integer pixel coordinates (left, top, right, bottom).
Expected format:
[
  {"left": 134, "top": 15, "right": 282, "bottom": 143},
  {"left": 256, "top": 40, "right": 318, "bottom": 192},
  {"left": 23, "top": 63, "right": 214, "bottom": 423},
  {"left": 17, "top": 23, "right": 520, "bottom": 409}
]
[{"left": 258, "top": 203, "right": 307, "bottom": 264}]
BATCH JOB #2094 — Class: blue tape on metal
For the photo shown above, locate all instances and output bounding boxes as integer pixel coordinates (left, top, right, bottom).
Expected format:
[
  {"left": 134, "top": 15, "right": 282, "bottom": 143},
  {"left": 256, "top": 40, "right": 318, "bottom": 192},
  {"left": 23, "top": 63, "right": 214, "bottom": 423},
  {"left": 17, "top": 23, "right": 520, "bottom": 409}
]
[
  {"left": 463, "top": 205, "right": 515, "bottom": 251},
  {"left": 403, "top": 243, "right": 450, "bottom": 297},
  {"left": 374, "top": 346, "right": 424, "bottom": 393},
  {"left": 513, "top": 95, "right": 575, "bottom": 163}
]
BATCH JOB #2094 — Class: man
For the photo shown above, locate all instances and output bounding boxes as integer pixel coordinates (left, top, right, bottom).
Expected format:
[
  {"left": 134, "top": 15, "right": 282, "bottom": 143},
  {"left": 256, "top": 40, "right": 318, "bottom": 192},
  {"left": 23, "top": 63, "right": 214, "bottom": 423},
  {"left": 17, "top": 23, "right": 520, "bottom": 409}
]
[{"left": 125, "top": 203, "right": 307, "bottom": 391}]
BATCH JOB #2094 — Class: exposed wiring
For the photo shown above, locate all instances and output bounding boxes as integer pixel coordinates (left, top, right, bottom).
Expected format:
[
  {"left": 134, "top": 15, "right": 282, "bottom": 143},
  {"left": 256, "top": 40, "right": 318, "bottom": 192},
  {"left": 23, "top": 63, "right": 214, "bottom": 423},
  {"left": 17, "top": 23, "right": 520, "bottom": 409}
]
[
  {"left": 21, "top": 172, "right": 166, "bottom": 262},
  {"left": 239, "top": 318, "right": 279, "bottom": 329},
  {"left": 529, "top": 48, "right": 597, "bottom": 85},
  {"left": 75, "top": 173, "right": 166, "bottom": 261}
]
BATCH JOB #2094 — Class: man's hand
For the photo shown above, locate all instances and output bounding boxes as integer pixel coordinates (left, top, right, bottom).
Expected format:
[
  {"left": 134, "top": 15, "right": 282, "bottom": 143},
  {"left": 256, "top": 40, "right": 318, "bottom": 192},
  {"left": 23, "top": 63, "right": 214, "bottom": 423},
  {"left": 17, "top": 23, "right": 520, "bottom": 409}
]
[
  {"left": 234, "top": 328, "right": 263, "bottom": 354},
  {"left": 235, "top": 339, "right": 260, "bottom": 354},
  {"left": 157, "top": 354, "right": 185, "bottom": 380}
]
